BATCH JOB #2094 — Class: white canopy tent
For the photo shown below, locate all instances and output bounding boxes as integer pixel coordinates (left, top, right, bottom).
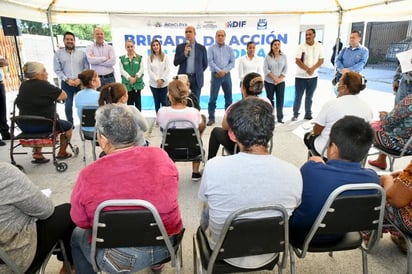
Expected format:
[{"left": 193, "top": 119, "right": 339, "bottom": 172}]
[{"left": 0, "top": 0, "right": 411, "bottom": 25}]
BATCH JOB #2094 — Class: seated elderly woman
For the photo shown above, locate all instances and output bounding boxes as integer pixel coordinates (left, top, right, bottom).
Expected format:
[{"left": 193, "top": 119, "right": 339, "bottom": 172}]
[
  {"left": 368, "top": 93, "right": 412, "bottom": 170},
  {"left": 15, "top": 61, "right": 73, "bottom": 163},
  {"left": 98, "top": 82, "right": 148, "bottom": 146},
  {"left": 380, "top": 161, "right": 412, "bottom": 253},
  {"left": 304, "top": 71, "right": 373, "bottom": 157},
  {"left": 156, "top": 78, "right": 206, "bottom": 181},
  {"left": 70, "top": 104, "right": 183, "bottom": 273},
  {"left": 207, "top": 72, "right": 271, "bottom": 160}
]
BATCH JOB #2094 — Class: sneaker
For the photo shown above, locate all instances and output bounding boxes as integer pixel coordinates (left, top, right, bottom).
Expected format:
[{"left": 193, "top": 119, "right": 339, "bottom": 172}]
[
  {"left": 1, "top": 131, "right": 10, "bottom": 140},
  {"left": 206, "top": 120, "right": 215, "bottom": 126},
  {"left": 291, "top": 116, "right": 298, "bottom": 121},
  {"left": 0, "top": 139, "right": 5, "bottom": 146},
  {"left": 304, "top": 116, "right": 313, "bottom": 120},
  {"left": 192, "top": 172, "right": 202, "bottom": 181}
]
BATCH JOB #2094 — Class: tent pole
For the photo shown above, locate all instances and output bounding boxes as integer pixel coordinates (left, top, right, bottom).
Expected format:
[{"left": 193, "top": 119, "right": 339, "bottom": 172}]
[{"left": 46, "top": 3, "right": 56, "bottom": 53}]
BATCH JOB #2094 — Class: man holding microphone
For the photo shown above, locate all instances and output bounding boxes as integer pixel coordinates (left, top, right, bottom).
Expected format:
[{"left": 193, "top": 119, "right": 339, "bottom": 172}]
[{"left": 174, "top": 26, "right": 208, "bottom": 100}]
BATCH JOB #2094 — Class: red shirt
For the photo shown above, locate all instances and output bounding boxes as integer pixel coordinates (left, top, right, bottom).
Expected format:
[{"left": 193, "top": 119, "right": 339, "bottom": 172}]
[{"left": 70, "top": 146, "right": 182, "bottom": 236}]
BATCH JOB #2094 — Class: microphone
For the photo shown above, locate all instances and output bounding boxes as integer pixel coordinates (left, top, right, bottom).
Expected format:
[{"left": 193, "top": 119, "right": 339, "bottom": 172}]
[{"left": 186, "top": 40, "right": 191, "bottom": 56}]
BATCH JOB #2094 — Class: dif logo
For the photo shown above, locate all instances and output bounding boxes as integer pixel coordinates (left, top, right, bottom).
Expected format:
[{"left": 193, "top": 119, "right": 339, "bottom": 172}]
[{"left": 225, "top": 21, "right": 246, "bottom": 28}]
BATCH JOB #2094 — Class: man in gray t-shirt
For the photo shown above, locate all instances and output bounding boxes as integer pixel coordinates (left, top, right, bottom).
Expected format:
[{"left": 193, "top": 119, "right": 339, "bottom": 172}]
[{"left": 198, "top": 97, "right": 302, "bottom": 269}]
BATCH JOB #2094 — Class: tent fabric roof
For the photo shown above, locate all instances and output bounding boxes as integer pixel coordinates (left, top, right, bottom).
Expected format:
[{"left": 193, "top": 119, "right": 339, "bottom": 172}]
[{"left": 1, "top": 0, "right": 411, "bottom": 24}]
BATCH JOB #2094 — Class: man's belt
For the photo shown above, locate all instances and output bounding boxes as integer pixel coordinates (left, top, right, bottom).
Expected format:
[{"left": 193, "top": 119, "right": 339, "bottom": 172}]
[{"left": 99, "top": 72, "right": 114, "bottom": 79}]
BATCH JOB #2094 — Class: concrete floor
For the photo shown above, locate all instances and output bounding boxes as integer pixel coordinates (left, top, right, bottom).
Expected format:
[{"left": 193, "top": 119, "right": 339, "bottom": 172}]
[{"left": 1, "top": 71, "right": 411, "bottom": 273}]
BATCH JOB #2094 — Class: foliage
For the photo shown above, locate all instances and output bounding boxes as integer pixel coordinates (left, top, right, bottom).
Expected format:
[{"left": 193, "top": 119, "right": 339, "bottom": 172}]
[{"left": 20, "top": 20, "right": 112, "bottom": 41}]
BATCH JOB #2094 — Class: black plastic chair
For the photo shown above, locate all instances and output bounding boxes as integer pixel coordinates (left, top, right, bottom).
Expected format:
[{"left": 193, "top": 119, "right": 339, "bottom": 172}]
[
  {"left": 79, "top": 107, "right": 98, "bottom": 165},
  {"left": 160, "top": 119, "right": 205, "bottom": 165},
  {"left": 90, "top": 199, "right": 185, "bottom": 273},
  {"left": 289, "top": 183, "right": 386, "bottom": 274},
  {"left": 193, "top": 205, "right": 289, "bottom": 274}
]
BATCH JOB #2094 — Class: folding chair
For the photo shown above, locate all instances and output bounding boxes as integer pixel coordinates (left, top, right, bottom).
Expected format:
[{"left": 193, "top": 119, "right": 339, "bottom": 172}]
[
  {"left": 79, "top": 107, "right": 98, "bottom": 165},
  {"left": 372, "top": 135, "right": 412, "bottom": 171},
  {"left": 0, "top": 240, "right": 71, "bottom": 274},
  {"left": 9, "top": 100, "right": 78, "bottom": 172},
  {"left": 160, "top": 119, "right": 205, "bottom": 165},
  {"left": 193, "top": 205, "right": 289, "bottom": 274},
  {"left": 383, "top": 216, "right": 412, "bottom": 274},
  {"left": 290, "top": 183, "right": 386, "bottom": 274},
  {"left": 90, "top": 199, "right": 185, "bottom": 274}
]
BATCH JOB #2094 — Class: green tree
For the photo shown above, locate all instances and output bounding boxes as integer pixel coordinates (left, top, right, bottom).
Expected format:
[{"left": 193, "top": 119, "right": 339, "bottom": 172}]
[{"left": 20, "top": 20, "right": 112, "bottom": 41}]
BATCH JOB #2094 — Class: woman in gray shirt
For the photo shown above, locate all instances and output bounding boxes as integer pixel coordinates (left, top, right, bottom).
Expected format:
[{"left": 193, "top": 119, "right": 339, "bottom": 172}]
[
  {"left": 0, "top": 162, "right": 75, "bottom": 273},
  {"left": 263, "top": 39, "right": 288, "bottom": 123}
]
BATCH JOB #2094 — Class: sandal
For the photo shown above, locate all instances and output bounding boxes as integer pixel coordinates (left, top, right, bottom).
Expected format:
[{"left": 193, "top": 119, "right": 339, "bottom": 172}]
[
  {"left": 368, "top": 159, "right": 387, "bottom": 170},
  {"left": 56, "top": 153, "right": 72, "bottom": 159},
  {"left": 31, "top": 158, "right": 50, "bottom": 164}
]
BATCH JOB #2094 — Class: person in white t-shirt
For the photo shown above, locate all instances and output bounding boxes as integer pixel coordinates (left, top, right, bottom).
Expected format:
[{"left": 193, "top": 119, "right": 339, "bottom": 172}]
[
  {"left": 157, "top": 79, "right": 205, "bottom": 181},
  {"left": 304, "top": 71, "right": 373, "bottom": 156},
  {"left": 292, "top": 28, "right": 324, "bottom": 121},
  {"left": 199, "top": 97, "right": 302, "bottom": 269}
]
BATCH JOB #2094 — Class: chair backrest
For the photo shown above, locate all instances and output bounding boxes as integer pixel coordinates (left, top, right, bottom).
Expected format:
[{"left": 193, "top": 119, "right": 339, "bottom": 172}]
[
  {"left": 208, "top": 205, "right": 289, "bottom": 270},
  {"left": 301, "top": 183, "right": 385, "bottom": 253},
  {"left": 80, "top": 107, "right": 97, "bottom": 140},
  {"left": 160, "top": 119, "right": 205, "bottom": 163},
  {"left": 12, "top": 115, "right": 54, "bottom": 134},
  {"left": 90, "top": 199, "right": 184, "bottom": 272}
]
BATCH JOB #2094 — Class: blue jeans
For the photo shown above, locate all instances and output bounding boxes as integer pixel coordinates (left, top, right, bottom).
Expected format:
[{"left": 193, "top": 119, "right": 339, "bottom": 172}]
[
  {"left": 98, "top": 74, "right": 116, "bottom": 89},
  {"left": 150, "top": 86, "right": 168, "bottom": 113},
  {"left": 265, "top": 81, "right": 285, "bottom": 122},
  {"left": 293, "top": 77, "right": 318, "bottom": 118},
  {"left": 71, "top": 227, "right": 170, "bottom": 274},
  {"left": 188, "top": 75, "right": 201, "bottom": 100},
  {"left": 208, "top": 72, "right": 232, "bottom": 121},
  {"left": 395, "top": 77, "right": 412, "bottom": 105},
  {"left": 61, "top": 81, "right": 81, "bottom": 125}
]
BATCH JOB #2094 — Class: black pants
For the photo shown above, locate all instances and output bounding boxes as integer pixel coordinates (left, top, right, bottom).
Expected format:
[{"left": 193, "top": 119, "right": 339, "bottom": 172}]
[
  {"left": 0, "top": 82, "right": 9, "bottom": 133},
  {"left": 208, "top": 127, "right": 235, "bottom": 160},
  {"left": 26, "top": 203, "right": 75, "bottom": 274},
  {"left": 128, "top": 89, "right": 142, "bottom": 111}
]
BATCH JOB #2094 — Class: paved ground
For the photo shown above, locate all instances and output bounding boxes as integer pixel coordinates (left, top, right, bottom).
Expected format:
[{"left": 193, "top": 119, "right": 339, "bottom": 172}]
[{"left": 1, "top": 64, "right": 411, "bottom": 273}]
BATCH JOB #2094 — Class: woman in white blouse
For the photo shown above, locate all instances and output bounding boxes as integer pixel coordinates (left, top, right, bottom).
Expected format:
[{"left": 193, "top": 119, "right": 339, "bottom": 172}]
[
  {"left": 263, "top": 39, "right": 287, "bottom": 123},
  {"left": 147, "top": 39, "right": 170, "bottom": 113},
  {"left": 238, "top": 41, "right": 263, "bottom": 87}
]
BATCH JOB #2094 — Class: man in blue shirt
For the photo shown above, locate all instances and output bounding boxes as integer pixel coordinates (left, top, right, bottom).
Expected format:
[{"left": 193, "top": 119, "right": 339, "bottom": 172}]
[
  {"left": 54, "top": 31, "right": 89, "bottom": 125},
  {"left": 334, "top": 30, "right": 369, "bottom": 83},
  {"left": 206, "top": 30, "right": 235, "bottom": 126},
  {"left": 290, "top": 116, "right": 379, "bottom": 244}
]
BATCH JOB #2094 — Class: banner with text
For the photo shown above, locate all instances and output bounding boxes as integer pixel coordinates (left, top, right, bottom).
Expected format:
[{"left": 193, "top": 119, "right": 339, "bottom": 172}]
[{"left": 110, "top": 14, "right": 300, "bottom": 109}]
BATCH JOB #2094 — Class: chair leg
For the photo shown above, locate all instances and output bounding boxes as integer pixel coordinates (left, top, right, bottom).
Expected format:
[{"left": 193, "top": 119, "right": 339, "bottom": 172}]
[
  {"left": 289, "top": 245, "right": 296, "bottom": 274},
  {"left": 388, "top": 156, "right": 395, "bottom": 172},
  {"left": 406, "top": 236, "right": 412, "bottom": 274},
  {"left": 361, "top": 249, "right": 368, "bottom": 274}
]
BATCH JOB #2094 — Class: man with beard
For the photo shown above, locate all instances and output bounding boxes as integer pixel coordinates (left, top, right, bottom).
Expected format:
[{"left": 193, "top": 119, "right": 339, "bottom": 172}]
[{"left": 54, "top": 31, "right": 89, "bottom": 125}]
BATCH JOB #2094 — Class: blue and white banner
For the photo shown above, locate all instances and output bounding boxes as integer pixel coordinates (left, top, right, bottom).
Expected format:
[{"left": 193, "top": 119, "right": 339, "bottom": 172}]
[{"left": 110, "top": 14, "right": 300, "bottom": 109}]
